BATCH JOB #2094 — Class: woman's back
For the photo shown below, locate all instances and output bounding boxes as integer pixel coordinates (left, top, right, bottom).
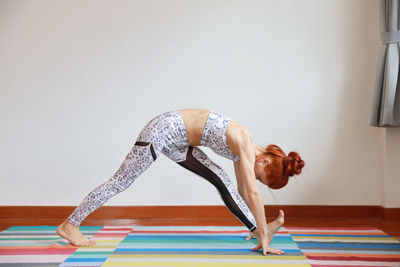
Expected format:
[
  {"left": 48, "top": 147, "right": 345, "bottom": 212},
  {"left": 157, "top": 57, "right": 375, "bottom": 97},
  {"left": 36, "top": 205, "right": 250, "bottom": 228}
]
[{"left": 179, "top": 108, "right": 211, "bottom": 146}]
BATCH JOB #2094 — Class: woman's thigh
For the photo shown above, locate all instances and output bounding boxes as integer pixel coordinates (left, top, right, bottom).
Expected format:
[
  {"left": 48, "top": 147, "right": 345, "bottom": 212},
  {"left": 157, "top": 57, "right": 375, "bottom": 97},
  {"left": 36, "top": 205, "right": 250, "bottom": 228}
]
[{"left": 110, "top": 115, "right": 169, "bottom": 190}]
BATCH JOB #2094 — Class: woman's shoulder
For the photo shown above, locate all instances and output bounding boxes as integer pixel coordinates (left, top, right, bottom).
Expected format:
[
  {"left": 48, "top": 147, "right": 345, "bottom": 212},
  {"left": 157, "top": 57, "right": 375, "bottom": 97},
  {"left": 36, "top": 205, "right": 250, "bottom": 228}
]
[
  {"left": 226, "top": 122, "right": 253, "bottom": 156},
  {"left": 227, "top": 121, "right": 253, "bottom": 140}
]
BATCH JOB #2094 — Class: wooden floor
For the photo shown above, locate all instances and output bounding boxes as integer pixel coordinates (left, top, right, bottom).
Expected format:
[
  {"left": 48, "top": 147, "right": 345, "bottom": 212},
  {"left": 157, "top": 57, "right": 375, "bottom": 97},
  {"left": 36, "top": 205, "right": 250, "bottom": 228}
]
[{"left": 1, "top": 217, "right": 399, "bottom": 241}]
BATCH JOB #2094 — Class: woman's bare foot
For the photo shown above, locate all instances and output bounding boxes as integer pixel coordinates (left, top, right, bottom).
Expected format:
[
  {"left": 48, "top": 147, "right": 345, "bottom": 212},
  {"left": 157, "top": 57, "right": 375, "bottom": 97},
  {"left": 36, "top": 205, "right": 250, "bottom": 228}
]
[
  {"left": 244, "top": 210, "right": 285, "bottom": 242},
  {"left": 267, "top": 209, "right": 285, "bottom": 245},
  {"left": 56, "top": 219, "right": 96, "bottom": 247}
]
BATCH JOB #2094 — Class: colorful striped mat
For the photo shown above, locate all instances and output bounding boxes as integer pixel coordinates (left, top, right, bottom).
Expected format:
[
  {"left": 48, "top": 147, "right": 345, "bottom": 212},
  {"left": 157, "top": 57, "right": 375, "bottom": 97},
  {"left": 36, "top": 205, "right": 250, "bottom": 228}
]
[
  {"left": 286, "top": 227, "right": 400, "bottom": 266},
  {"left": 0, "top": 226, "right": 399, "bottom": 266}
]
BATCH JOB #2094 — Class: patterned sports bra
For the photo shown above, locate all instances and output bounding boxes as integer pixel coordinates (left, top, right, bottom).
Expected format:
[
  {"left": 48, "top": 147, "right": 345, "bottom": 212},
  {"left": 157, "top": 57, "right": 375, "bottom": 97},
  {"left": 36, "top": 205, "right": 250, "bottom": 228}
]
[{"left": 200, "top": 110, "right": 253, "bottom": 162}]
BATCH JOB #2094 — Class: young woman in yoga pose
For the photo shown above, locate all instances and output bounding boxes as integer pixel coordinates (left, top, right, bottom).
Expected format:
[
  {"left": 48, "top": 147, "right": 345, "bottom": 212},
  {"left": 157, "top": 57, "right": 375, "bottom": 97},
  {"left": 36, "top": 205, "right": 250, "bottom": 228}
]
[{"left": 56, "top": 108, "right": 305, "bottom": 256}]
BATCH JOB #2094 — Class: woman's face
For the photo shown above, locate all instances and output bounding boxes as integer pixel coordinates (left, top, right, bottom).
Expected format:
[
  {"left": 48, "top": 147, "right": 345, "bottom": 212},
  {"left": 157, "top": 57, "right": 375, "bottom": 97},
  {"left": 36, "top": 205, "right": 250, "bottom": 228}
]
[{"left": 254, "top": 156, "right": 271, "bottom": 186}]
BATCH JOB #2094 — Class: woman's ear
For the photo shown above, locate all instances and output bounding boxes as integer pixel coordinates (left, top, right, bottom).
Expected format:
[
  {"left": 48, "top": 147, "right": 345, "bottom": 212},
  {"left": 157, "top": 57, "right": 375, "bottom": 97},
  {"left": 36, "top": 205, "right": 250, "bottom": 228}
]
[
  {"left": 259, "top": 157, "right": 270, "bottom": 168},
  {"left": 256, "top": 156, "right": 271, "bottom": 167}
]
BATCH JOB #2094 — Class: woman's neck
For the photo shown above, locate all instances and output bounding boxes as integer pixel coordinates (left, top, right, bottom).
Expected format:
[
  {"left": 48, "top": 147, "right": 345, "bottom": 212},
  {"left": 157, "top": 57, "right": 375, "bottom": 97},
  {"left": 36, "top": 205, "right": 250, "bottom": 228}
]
[{"left": 253, "top": 144, "right": 267, "bottom": 158}]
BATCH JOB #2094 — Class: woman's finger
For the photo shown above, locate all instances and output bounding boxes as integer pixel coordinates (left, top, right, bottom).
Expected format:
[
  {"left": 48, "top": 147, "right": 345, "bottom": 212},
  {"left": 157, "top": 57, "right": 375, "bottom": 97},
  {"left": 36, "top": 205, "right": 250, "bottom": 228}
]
[
  {"left": 256, "top": 244, "right": 270, "bottom": 256},
  {"left": 252, "top": 243, "right": 261, "bottom": 251},
  {"left": 267, "top": 247, "right": 285, "bottom": 255},
  {"left": 262, "top": 241, "right": 269, "bottom": 256}
]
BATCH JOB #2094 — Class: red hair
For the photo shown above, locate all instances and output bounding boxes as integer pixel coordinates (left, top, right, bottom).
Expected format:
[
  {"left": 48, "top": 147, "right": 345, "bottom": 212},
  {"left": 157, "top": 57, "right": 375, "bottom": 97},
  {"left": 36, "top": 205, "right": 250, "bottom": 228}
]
[{"left": 256, "top": 144, "right": 305, "bottom": 190}]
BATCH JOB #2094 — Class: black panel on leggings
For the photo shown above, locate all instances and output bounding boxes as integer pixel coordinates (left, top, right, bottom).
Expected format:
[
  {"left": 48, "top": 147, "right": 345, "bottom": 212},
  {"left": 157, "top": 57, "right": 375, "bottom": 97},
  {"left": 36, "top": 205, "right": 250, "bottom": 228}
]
[
  {"left": 134, "top": 141, "right": 157, "bottom": 161},
  {"left": 178, "top": 146, "right": 257, "bottom": 232}
]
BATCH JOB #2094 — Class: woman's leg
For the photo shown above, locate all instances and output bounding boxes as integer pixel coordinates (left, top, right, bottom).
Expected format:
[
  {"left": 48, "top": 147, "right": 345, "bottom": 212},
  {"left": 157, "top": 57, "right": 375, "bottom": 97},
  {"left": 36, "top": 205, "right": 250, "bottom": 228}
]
[
  {"left": 67, "top": 141, "right": 159, "bottom": 226},
  {"left": 175, "top": 146, "right": 258, "bottom": 232},
  {"left": 58, "top": 132, "right": 163, "bottom": 246}
]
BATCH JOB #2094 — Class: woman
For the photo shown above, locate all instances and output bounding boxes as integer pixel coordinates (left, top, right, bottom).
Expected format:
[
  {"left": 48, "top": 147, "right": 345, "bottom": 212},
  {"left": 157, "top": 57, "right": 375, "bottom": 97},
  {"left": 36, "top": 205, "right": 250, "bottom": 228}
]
[{"left": 56, "top": 108, "right": 305, "bottom": 256}]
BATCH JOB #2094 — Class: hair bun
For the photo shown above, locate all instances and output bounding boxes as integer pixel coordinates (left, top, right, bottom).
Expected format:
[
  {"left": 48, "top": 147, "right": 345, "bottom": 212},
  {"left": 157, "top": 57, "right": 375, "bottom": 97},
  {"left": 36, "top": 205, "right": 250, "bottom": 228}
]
[{"left": 282, "top": 152, "right": 305, "bottom": 177}]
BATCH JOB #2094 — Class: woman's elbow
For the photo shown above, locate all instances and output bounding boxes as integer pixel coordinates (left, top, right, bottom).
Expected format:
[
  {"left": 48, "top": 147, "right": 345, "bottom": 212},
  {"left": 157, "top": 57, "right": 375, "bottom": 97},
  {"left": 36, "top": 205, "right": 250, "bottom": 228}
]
[{"left": 247, "top": 189, "right": 261, "bottom": 200}]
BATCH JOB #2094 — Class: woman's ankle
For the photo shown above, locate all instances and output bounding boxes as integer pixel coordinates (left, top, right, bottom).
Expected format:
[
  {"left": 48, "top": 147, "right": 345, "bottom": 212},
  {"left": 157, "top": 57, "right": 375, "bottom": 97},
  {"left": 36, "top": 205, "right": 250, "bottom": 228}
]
[{"left": 63, "top": 219, "right": 79, "bottom": 228}]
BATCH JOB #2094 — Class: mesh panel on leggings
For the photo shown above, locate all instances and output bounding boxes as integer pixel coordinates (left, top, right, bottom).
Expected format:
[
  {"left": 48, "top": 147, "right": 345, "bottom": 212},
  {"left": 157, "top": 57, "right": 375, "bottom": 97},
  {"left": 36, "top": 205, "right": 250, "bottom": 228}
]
[{"left": 178, "top": 146, "right": 257, "bottom": 232}]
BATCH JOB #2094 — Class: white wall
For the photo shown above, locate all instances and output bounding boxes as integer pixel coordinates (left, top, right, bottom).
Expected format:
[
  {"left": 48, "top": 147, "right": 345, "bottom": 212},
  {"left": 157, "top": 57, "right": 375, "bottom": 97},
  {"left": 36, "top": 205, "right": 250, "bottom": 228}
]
[
  {"left": 1, "top": 0, "right": 393, "bottom": 207},
  {"left": 382, "top": 129, "right": 400, "bottom": 208}
]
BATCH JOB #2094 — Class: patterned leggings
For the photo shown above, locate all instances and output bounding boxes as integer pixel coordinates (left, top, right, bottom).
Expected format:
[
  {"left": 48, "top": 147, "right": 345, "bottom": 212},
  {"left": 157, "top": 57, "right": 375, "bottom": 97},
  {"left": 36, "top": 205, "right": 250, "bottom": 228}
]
[{"left": 68, "top": 110, "right": 257, "bottom": 232}]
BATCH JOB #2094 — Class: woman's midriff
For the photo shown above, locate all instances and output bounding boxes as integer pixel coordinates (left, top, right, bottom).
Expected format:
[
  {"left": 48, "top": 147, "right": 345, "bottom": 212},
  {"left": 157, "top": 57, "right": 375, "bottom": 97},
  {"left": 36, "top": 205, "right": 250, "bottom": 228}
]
[{"left": 178, "top": 108, "right": 211, "bottom": 147}]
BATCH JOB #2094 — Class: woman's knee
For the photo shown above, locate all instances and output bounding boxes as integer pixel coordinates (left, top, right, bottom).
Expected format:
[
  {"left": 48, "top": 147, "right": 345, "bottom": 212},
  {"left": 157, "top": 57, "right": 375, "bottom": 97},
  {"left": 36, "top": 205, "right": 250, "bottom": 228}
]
[{"left": 110, "top": 142, "right": 159, "bottom": 191}]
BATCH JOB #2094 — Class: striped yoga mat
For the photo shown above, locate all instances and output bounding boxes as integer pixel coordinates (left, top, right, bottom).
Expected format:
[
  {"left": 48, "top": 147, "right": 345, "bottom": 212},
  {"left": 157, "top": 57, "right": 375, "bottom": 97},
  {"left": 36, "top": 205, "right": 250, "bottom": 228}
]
[
  {"left": 286, "top": 227, "right": 400, "bottom": 266},
  {"left": 0, "top": 226, "right": 399, "bottom": 266}
]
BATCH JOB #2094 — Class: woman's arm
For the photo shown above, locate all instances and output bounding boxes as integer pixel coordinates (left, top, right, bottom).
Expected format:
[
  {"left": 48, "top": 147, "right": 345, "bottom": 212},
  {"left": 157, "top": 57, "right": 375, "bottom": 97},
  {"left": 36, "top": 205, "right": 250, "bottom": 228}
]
[
  {"left": 234, "top": 161, "right": 251, "bottom": 209},
  {"left": 233, "top": 128, "right": 283, "bottom": 255},
  {"left": 237, "top": 156, "right": 268, "bottom": 234},
  {"left": 234, "top": 161, "right": 258, "bottom": 241}
]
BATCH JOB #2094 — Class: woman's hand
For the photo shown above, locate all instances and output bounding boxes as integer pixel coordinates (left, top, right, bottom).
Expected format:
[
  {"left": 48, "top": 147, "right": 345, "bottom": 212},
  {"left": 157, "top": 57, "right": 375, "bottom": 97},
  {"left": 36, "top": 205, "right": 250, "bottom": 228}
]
[
  {"left": 248, "top": 229, "right": 285, "bottom": 256},
  {"left": 252, "top": 238, "right": 285, "bottom": 256}
]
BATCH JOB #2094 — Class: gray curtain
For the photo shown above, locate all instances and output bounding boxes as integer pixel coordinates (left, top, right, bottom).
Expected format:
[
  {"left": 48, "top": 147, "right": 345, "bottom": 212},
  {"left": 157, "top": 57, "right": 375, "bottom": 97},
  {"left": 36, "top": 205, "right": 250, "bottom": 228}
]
[{"left": 370, "top": 0, "right": 400, "bottom": 127}]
